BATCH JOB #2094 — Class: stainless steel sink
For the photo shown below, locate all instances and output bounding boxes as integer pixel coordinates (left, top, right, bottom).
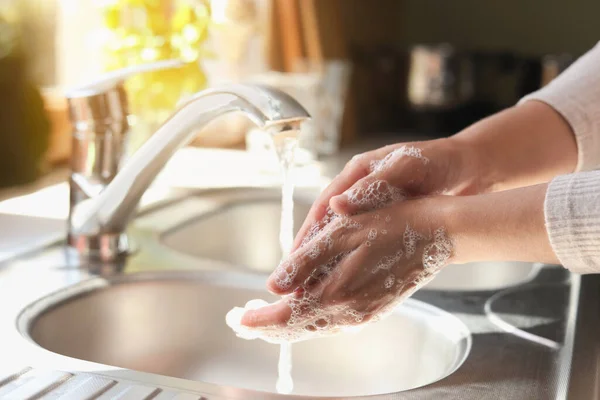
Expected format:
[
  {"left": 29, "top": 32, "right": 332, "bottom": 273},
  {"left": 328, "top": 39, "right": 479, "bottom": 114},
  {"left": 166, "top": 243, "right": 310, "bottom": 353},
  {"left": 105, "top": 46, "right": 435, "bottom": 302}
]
[
  {"left": 162, "top": 199, "right": 313, "bottom": 272},
  {"left": 24, "top": 272, "right": 471, "bottom": 397},
  {"left": 160, "top": 191, "right": 541, "bottom": 291}
]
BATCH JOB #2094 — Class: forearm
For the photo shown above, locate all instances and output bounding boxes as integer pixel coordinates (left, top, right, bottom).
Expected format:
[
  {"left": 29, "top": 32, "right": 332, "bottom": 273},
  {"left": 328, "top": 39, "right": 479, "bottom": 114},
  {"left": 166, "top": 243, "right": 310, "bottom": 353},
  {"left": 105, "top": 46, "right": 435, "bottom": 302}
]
[
  {"left": 449, "top": 40, "right": 600, "bottom": 195},
  {"left": 449, "top": 101, "right": 577, "bottom": 193},
  {"left": 445, "top": 183, "right": 559, "bottom": 265}
]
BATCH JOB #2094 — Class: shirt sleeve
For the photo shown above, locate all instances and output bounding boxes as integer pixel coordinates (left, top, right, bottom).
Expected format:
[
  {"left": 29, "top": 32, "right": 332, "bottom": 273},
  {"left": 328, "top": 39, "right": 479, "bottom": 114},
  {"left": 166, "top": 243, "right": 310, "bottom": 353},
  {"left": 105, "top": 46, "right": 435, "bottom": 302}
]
[
  {"left": 519, "top": 41, "right": 600, "bottom": 172},
  {"left": 545, "top": 171, "right": 600, "bottom": 274}
]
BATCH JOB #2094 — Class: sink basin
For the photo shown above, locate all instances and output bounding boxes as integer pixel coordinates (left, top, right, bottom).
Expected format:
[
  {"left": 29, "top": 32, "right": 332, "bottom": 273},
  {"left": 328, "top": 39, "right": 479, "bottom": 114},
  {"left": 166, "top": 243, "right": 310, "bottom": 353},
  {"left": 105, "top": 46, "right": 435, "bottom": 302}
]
[
  {"left": 160, "top": 193, "right": 541, "bottom": 291},
  {"left": 23, "top": 272, "right": 470, "bottom": 397},
  {"left": 162, "top": 199, "right": 313, "bottom": 272}
]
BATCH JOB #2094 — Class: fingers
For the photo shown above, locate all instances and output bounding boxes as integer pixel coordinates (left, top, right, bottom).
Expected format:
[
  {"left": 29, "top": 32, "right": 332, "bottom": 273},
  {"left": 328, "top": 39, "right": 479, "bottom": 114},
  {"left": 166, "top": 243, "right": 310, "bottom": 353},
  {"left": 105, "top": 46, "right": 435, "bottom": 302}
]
[
  {"left": 267, "top": 246, "right": 325, "bottom": 295},
  {"left": 266, "top": 244, "right": 339, "bottom": 296},
  {"left": 268, "top": 217, "right": 360, "bottom": 295},
  {"left": 241, "top": 301, "right": 292, "bottom": 328},
  {"left": 249, "top": 236, "right": 396, "bottom": 330},
  {"left": 291, "top": 152, "right": 375, "bottom": 252},
  {"left": 330, "top": 150, "right": 429, "bottom": 215},
  {"left": 330, "top": 176, "right": 406, "bottom": 216},
  {"left": 292, "top": 143, "right": 412, "bottom": 251},
  {"left": 291, "top": 202, "right": 329, "bottom": 252},
  {"left": 318, "top": 245, "right": 370, "bottom": 301}
]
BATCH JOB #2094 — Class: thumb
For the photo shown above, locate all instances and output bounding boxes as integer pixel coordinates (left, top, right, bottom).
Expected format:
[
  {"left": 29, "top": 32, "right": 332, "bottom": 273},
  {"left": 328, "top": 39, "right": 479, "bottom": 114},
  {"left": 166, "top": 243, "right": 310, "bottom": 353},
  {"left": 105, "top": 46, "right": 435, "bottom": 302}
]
[
  {"left": 241, "top": 301, "right": 291, "bottom": 328},
  {"left": 330, "top": 176, "right": 405, "bottom": 215},
  {"left": 329, "top": 191, "right": 354, "bottom": 215}
]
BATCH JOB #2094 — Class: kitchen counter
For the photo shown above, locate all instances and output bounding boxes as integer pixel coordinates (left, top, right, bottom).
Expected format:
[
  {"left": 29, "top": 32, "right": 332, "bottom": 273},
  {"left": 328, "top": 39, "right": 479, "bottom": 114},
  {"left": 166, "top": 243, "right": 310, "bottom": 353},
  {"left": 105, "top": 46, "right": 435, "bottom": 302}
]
[{"left": 0, "top": 136, "right": 598, "bottom": 399}]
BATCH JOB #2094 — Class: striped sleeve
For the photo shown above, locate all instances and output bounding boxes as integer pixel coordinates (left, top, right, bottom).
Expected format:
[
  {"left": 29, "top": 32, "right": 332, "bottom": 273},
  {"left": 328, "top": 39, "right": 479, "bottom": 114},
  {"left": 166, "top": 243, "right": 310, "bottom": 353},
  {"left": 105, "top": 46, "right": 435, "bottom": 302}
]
[{"left": 545, "top": 171, "right": 600, "bottom": 274}]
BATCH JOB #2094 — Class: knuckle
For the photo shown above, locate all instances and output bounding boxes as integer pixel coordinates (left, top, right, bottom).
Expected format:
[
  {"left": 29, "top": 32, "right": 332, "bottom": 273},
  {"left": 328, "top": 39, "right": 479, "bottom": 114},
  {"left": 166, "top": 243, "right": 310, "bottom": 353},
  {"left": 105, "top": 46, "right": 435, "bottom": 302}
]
[
  {"left": 315, "top": 201, "right": 330, "bottom": 217},
  {"left": 293, "top": 251, "right": 312, "bottom": 273},
  {"left": 347, "top": 153, "right": 370, "bottom": 170}
]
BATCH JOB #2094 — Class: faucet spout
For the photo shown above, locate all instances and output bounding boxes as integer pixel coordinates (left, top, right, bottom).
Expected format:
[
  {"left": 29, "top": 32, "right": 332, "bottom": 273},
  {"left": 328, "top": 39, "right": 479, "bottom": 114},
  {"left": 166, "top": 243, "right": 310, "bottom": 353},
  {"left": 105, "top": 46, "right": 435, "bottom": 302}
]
[{"left": 67, "top": 84, "right": 310, "bottom": 261}]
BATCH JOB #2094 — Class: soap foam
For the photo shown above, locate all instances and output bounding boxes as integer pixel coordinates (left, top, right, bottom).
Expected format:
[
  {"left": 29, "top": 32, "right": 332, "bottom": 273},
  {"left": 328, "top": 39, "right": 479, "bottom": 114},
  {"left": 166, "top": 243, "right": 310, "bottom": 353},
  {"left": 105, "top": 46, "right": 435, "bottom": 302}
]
[
  {"left": 346, "top": 180, "right": 405, "bottom": 210},
  {"left": 367, "top": 228, "right": 378, "bottom": 241},
  {"left": 272, "top": 261, "right": 298, "bottom": 291},
  {"left": 227, "top": 249, "right": 370, "bottom": 344},
  {"left": 271, "top": 209, "right": 362, "bottom": 293},
  {"left": 372, "top": 249, "right": 404, "bottom": 274},
  {"left": 383, "top": 274, "right": 396, "bottom": 289},
  {"left": 422, "top": 227, "right": 453, "bottom": 272},
  {"left": 293, "top": 212, "right": 361, "bottom": 269},
  {"left": 403, "top": 224, "right": 427, "bottom": 259},
  {"left": 369, "top": 145, "right": 429, "bottom": 174},
  {"left": 374, "top": 145, "right": 429, "bottom": 171}
]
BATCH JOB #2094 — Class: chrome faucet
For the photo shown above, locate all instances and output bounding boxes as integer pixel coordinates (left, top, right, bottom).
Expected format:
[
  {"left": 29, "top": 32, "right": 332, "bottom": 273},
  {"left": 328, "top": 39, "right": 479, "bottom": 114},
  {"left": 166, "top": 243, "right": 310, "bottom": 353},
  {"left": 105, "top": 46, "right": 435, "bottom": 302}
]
[{"left": 66, "top": 62, "right": 310, "bottom": 263}]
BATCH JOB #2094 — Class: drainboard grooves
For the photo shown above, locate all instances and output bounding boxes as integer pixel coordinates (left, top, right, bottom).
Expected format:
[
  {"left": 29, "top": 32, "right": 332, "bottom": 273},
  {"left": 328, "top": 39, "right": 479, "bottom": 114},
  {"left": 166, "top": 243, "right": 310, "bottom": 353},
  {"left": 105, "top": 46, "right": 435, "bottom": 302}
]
[
  {"left": 86, "top": 380, "right": 118, "bottom": 399},
  {"left": 0, "top": 367, "right": 32, "bottom": 388},
  {"left": 153, "top": 392, "right": 205, "bottom": 400},
  {"left": 144, "top": 388, "right": 162, "bottom": 399},
  {"left": 40, "top": 375, "right": 117, "bottom": 399},
  {"left": 26, "top": 372, "right": 73, "bottom": 400},
  {"left": 94, "top": 382, "right": 161, "bottom": 399},
  {"left": 4, "top": 370, "right": 72, "bottom": 400}
]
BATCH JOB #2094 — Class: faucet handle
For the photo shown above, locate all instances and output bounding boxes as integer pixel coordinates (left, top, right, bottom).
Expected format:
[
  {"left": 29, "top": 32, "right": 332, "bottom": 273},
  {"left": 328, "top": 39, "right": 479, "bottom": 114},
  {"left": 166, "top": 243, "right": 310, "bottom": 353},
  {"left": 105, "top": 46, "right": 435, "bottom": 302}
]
[
  {"left": 65, "top": 59, "right": 185, "bottom": 128},
  {"left": 65, "top": 59, "right": 185, "bottom": 263},
  {"left": 66, "top": 59, "right": 185, "bottom": 99}
]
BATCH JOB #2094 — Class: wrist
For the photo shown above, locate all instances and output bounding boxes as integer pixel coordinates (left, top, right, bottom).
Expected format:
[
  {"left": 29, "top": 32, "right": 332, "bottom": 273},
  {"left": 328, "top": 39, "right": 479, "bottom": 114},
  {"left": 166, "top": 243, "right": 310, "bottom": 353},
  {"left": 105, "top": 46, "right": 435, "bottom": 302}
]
[
  {"left": 440, "top": 134, "right": 487, "bottom": 195},
  {"left": 449, "top": 101, "right": 577, "bottom": 193},
  {"left": 440, "top": 183, "right": 558, "bottom": 265}
]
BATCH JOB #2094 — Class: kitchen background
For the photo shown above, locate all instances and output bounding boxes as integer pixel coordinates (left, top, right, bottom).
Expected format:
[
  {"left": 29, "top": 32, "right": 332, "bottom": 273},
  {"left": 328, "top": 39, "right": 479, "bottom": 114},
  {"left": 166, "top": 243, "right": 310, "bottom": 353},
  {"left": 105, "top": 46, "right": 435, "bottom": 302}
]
[{"left": 0, "top": 0, "right": 598, "bottom": 190}]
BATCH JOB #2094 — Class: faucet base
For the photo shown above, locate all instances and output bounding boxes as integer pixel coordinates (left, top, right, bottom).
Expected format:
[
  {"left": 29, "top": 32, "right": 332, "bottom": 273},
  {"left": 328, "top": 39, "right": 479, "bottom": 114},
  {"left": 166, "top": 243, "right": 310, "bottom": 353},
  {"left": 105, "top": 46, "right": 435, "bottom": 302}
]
[{"left": 67, "top": 233, "right": 131, "bottom": 264}]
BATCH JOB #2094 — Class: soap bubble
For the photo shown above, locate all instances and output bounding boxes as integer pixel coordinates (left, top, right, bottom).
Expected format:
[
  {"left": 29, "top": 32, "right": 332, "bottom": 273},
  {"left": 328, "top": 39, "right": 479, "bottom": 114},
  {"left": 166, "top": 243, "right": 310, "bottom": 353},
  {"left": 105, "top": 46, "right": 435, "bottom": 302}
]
[{"left": 370, "top": 145, "right": 429, "bottom": 174}]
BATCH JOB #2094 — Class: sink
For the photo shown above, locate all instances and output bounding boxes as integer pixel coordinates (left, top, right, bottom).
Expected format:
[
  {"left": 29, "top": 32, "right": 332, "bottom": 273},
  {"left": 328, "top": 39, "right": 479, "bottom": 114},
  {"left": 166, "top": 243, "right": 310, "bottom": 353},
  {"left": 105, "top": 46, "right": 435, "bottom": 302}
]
[
  {"left": 162, "top": 198, "right": 313, "bottom": 272},
  {"left": 23, "top": 272, "right": 471, "bottom": 397},
  {"left": 160, "top": 192, "right": 541, "bottom": 291}
]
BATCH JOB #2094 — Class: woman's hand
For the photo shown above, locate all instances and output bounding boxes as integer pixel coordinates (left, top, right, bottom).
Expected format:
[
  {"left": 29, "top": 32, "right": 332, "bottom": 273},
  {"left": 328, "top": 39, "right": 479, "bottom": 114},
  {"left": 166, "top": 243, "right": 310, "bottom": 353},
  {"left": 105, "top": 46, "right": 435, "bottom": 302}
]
[
  {"left": 234, "top": 183, "right": 559, "bottom": 343},
  {"left": 238, "top": 195, "right": 455, "bottom": 342},
  {"left": 292, "top": 138, "right": 478, "bottom": 252},
  {"left": 293, "top": 101, "right": 579, "bottom": 253}
]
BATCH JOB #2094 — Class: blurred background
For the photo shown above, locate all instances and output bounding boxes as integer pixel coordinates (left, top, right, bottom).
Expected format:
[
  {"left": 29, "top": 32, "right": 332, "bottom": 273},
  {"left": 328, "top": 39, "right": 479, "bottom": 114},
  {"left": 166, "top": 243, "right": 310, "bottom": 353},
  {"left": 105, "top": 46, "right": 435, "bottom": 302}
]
[{"left": 0, "top": 0, "right": 598, "bottom": 189}]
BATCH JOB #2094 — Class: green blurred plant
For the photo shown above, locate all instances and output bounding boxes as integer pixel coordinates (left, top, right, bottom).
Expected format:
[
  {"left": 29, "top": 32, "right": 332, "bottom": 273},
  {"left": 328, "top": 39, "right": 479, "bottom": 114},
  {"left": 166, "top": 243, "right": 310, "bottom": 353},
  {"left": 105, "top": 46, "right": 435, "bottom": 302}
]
[{"left": 98, "top": 0, "right": 211, "bottom": 118}]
